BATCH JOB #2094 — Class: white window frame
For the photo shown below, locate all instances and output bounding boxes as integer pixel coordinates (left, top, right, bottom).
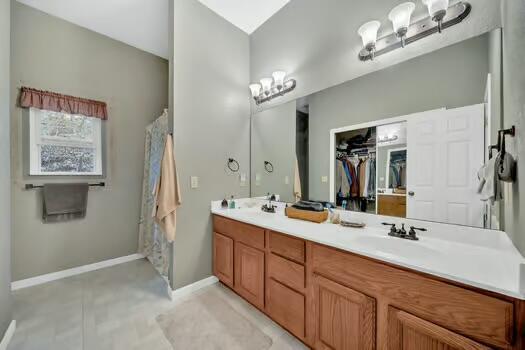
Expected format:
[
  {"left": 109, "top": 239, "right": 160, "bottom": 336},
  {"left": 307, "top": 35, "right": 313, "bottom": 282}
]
[{"left": 29, "top": 108, "right": 103, "bottom": 176}]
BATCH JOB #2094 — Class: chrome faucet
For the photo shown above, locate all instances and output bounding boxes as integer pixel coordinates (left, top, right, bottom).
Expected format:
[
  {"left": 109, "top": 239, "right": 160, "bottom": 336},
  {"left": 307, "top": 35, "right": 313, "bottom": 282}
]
[
  {"left": 261, "top": 193, "right": 277, "bottom": 213},
  {"left": 382, "top": 223, "right": 426, "bottom": 241}
]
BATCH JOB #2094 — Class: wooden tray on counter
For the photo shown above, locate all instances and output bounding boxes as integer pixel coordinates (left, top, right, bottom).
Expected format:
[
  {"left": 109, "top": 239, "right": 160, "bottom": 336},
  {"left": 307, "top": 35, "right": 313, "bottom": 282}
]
[{"left": 285, "top": 207, "right": 328, "bottom": 223}]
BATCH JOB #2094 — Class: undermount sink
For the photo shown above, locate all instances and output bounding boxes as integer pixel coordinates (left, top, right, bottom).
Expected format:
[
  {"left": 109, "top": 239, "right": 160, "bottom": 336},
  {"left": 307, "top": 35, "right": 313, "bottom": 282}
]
[{"left": 352, "top": 235, "right": 441, "bottom": 260}]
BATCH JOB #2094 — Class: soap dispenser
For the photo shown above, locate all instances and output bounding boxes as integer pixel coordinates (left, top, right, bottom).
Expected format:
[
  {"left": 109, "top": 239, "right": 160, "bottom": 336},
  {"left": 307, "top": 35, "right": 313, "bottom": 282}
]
[
  {"left": 221, "top": 198, "right": 228, "bottom": 209},
  {"left": 229, "top": 195, "right": 236, "bottom": 209}
]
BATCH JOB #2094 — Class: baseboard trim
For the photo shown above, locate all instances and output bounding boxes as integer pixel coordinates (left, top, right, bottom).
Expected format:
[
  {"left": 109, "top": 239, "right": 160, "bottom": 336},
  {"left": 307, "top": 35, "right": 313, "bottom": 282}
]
[
  {"left": 170, "top": 276, "right": 219, "bottom": 300},
  {"left": 0, "top": 320, "right": 16, "bottom": 350},
  {"left": 11, "top": 253, "right": 145, "bottom": 291}
]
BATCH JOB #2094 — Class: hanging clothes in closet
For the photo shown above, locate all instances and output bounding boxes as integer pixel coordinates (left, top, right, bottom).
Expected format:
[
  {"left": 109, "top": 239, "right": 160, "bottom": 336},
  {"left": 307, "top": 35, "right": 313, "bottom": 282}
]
[{"left": 336, "top": 153, "right": 376, "bottom": 212}]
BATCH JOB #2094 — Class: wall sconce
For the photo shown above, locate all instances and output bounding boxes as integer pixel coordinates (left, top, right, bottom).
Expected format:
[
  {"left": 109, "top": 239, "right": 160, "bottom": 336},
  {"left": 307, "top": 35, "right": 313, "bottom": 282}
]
[
  {"left": 357, "top": 21, "right": 381, "bottom": 60},
  {"left": 378, "top": 135, "right": 399, "bottom": 144},
  {"left": 358, "top": 1, "right": 471, "bottom": 62},
  {"left": 422, "top": 0, "right": 449, "bottom": 32},
  {"left": 388, "top": 2, "right": 415, "bottom": 47},
  {"left": 249, "top": 71, "right": 297, "bottom": 105}
]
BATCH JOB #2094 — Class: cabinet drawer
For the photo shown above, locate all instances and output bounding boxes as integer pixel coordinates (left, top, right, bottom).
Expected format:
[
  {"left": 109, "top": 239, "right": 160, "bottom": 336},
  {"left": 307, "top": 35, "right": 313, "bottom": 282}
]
[
  {"left": 269, "top": 231, "right": 305, "bottom": 263},
  {"left": 312, "top": 243, "right": 514, "bottom": 349},
  {"left": 213, "top": 215, "right": 265, "bottom": 250},
  {"left": 268, "top": 253, "right": 305, "bottom": 291},
  {"left": 266, "top": 278, "right": 305, "bottom": 339}
]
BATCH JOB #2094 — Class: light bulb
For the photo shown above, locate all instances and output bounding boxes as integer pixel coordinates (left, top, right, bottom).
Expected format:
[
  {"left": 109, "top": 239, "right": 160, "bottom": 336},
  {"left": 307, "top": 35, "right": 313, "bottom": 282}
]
[
  {"left": 260, "top": 78, "right": 273, "bottom": 96},
  {"left": 357, "top": 20, "right": 381, "bottom": 52},
  {"left": 249, "top": 83, "right": 262, "bottom": 98},
  {"left": 272, "top": 71, "right": 287, "bottom": 90},
  {"left": 422, "top": 0, "right": 449, "bottom": 21},
  {"left": 388, "top": 2, "right": 415, "bottom": 39}
]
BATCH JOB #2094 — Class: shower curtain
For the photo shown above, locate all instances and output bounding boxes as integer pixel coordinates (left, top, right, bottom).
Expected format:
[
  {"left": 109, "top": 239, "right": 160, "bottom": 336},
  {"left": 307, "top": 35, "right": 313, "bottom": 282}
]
[{"left": 138, "top": 109, "right": 170, "bottom": 277}]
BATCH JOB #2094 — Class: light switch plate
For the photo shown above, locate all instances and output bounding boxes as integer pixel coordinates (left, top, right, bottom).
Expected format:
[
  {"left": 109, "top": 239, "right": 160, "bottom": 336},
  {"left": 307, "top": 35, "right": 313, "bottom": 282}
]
[
  {"left": 285, "top": 176, "right": 290, "bottom": 185},
  {"left": 321, "top": 176, "right": 328, "bottom": 183},
  {"left": 240, "top": 173, "right": 247, "bottom": 187},
  {"left": 190, "top": 176, "right": 199, "bottom": 189},
  {"left": 255, "top": 173, "right": 261, "bottom": 186}
]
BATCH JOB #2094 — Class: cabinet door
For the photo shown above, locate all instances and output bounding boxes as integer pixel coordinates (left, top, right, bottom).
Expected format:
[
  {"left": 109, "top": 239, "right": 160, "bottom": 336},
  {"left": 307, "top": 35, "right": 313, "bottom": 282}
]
[
  {"left": 266, "top": 278, "right": 305, "bottom": 340},
  {"left": 388, "top": 307, "right": 491, "bottom": 350},
  {"left": 314, "top": 274, "right": 376, "bottom": 350},
  {"left": 234, "top": 242, "right": 265, "bottom": 309},
  {"left": 213, "top": 232, "right": 234, "bottom": 288}
]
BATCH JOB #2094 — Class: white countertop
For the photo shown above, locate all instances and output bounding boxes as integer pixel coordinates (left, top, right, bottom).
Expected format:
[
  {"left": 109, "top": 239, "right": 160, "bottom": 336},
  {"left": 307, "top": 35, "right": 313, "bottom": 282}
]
[{"left": 211, "top": 200, "right": 525, "bottom": 300}]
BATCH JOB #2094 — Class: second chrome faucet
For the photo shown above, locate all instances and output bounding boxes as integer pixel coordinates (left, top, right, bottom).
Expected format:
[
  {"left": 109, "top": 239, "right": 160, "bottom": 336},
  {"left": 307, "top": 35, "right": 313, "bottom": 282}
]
[{"left": 382, "top": 222, "right": 426, "bottom": 241}]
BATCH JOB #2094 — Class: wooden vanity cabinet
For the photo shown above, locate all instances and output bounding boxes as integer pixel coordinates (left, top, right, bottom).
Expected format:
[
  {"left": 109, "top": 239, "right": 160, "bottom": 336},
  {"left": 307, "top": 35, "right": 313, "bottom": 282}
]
[
  {"left": 388, "top": 307, "right": 491, "bottom": 350},
  {"left": 213, "top": 216, "right": 266, "bottom": 311},
  {"left": 213, "top": 232, "right": 234, "bottom": 288},
  {"left": 313, "top": 274, "right": 376, "bottom": 350},
  {"left": 234, "top": 242, "right": 265, "bottom": 309},
  {"left": 212, "top": 215, "right": 525, "bottom": 350}
]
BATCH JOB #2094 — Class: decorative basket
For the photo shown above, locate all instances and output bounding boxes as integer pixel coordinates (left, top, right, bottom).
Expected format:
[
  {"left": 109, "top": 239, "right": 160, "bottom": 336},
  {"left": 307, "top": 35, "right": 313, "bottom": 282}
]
[{"left": 285, "top": 207, "right": 329, "bottom": 223}]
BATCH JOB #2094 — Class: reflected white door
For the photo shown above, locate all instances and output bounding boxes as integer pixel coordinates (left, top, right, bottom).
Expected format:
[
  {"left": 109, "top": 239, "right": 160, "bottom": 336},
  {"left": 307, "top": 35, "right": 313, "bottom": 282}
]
[{"left": 407, "top": 104, "right": 485, "bottom": 227}]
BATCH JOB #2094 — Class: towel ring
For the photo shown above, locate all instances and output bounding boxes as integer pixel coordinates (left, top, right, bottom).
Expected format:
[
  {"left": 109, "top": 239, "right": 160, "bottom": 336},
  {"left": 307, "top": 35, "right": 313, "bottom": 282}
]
[
  {"left": 264, "top": 161, "right": 274, "bottom": 173},
  {"left": 227, "top": 158, "right": 240, "bottom": 172}
]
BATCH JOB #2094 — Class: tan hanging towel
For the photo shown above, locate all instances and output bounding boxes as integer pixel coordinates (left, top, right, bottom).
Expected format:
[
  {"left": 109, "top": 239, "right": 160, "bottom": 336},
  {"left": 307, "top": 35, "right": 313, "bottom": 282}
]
[
  {"left": 294, "top": 156, "right": 302, "bottom": 202},
  {"left": 153, "top": 134, "right": 181, "bottom": 242}
]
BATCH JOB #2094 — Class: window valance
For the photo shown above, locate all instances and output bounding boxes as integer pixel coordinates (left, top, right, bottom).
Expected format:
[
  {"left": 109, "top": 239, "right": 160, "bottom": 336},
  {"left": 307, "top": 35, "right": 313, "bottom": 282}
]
[{"left": 19, "top": 87, "right": 108, "bottom": 120}]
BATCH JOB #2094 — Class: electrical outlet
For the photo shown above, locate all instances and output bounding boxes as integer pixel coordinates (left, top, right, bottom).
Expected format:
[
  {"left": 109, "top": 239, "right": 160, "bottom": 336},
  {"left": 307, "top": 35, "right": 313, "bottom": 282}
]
[
  {"left": 256, "top": 173, "right": 261, "bottom": 186},
  {"left": 285, "top": 176, "right": 290, "bottom": 185},
  {"left": 321, "top": 176, "right": 328, "bottom": 183},
  {"left": 190, "top": 176, "right": 199, "bottom": 189}
]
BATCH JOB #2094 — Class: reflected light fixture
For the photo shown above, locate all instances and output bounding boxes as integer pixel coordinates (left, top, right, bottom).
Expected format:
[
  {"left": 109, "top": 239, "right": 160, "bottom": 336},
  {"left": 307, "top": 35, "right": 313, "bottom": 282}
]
[
  {"left": 272, "top": 71, "right": 287, "bottom": 91},
  {"left": 358, "top": 1, "right": 471, "bottom": 61},
  {"left": 422, "top": 0, "right": 450, "bottom": 32},
  {"left": 249, "top": 71, "right": 297, "bottom": 105},
  {"left": 260, "top": 78, "right": 273, "bottom": 97},
  {"left": 249, "top": 83, "right": 262, "bottom": 98},
  {"left": 388, "top": 2, "right": 415, "bottom": 47},
  {"left": 357, "top": 21, "right": 381, "bottom": 59}
]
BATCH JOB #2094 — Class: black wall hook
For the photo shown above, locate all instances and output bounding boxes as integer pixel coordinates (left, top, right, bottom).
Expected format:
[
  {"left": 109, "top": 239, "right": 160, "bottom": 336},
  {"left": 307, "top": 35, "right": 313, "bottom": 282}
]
[{"left": 488, "top": 126, "right": 516, "bottom": 159}]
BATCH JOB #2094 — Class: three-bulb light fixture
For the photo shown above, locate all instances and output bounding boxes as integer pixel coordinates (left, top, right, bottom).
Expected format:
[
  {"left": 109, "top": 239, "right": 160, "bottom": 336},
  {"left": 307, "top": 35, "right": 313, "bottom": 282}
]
[
  {"left": 249, "top": 71, "right": 296, "bottom": 105},
  {"left": 358, "top": 0, "right": 471, "bottom": 61}
]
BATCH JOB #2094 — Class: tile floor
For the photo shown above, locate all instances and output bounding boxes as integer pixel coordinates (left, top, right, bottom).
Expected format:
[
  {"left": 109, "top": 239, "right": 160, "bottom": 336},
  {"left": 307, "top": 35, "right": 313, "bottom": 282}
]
[{"left": 8, "top": 259, "right": 307, "bottom": 350}]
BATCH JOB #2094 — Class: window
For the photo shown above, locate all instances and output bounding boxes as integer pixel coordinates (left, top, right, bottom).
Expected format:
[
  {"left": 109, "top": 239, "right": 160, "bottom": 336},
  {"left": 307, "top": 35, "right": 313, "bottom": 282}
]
[{"left": 29, "top": 108, "right": 103, "bottom": 175}]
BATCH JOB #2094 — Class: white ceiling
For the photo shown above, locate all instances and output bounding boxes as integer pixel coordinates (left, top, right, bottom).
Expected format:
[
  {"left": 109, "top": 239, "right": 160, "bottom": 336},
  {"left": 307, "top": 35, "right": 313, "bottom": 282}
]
[
  {"left": 197, "top": 0, "right": 290, "bottom": 34},
  {"left": 16, "top": 0, "right": 169, "bottom": 59}
]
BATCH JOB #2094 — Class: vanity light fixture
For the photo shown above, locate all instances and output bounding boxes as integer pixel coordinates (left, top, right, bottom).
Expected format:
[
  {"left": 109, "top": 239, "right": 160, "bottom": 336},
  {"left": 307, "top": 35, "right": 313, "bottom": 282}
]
[
  {"left": 358, "top": 1, "right": 471, "bottom": 61},
  {"left": 422, "top": 0, "right": 449, "bottom": 33},
  {"left": 388, "top": 2, "right": 416, "bottom": 47},
  {"left": 272, "top": 71, "right": 287, "bottom": 91},
  {"left": 260, "top": 78, "right": 274, "bottom": 97},
  {"left": 249, "top": 83, "right": 262, "bottom": 98},
  {"left": 249, "top": 71, "right": 297, "bottom": 105},
  {"left": 378, "top": 135, "right": 399, "bottom": 144},
  {"left": 357, "top": 21, "right": 381, "bottom": 59}
]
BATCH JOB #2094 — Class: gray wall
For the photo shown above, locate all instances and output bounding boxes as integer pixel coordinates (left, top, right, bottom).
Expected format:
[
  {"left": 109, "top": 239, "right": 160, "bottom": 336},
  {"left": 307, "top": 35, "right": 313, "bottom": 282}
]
[
  {"left": 11, "top": 3, "right": 169, "bottom": 280},
  {"left": 251, "top": 101, "right": 296, "bottom": 202},
  {"left": 172, "top": 0, "right": 250, "bottom": 289},
  {"left": 0, "top": 0, "right": 12, "bottom": 340},
  {"left": 501, "top": 0, "right": 525, "bottom": 253},
  {"left": 249, "top": 0, "right": 500, "bottom": 112},
  {"left": 309, "top": 35, "right": 490, "bottom": 200}
]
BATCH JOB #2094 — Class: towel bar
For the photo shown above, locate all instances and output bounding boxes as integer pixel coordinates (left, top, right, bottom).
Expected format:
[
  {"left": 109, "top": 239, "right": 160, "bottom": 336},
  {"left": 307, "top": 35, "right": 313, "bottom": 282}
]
[{"left": 25, "top": 182, "right": 105, "bottom": 190}]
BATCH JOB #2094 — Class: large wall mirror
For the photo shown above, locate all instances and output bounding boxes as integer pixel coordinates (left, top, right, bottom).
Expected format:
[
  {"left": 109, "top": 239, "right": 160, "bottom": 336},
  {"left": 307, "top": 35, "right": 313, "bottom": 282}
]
[{"left": 250, "top": 29, "right": 503, "bottom": 230}]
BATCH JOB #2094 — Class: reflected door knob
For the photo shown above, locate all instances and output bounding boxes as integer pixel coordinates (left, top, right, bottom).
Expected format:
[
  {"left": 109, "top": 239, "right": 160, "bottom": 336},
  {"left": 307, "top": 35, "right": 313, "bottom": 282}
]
[{"left": 408, "top": 191, "right": 415, "bottom": 197}]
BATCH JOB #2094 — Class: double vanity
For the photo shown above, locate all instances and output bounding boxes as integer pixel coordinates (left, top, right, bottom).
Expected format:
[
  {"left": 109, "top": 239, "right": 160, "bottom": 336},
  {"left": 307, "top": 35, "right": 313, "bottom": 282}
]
[{"left": 212, "top": 202, "right": 525, "bottom": 349}]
